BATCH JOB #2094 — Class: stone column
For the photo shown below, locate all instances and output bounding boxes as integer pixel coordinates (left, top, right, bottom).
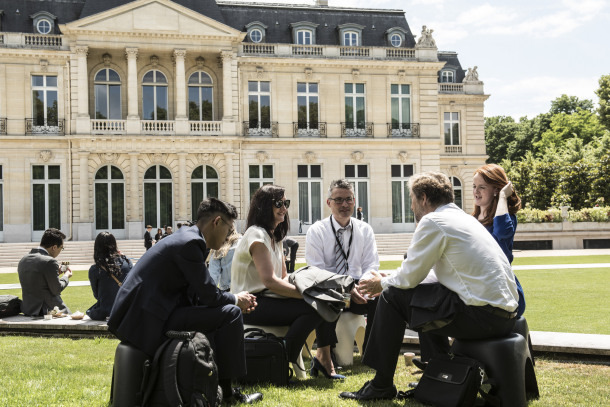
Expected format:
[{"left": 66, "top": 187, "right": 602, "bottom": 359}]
[
  {"left": 125, "top": 48, "right": 139, "bottom": 119},
  {"left": 221, "top": 50, "right": 234, "bottom": 121},
  {"left": 129, "top": 152, "right": 140, "bottom": 221},
  {"left": 75, "top": 46, "right": 89, "bottom": 117},
  {"left": 178, "top": 152, "right": 188, "bottom": 221},
  {"left": 174, "top": 49, "right": 187, "bottom": 119},
  {"left": 79, "top": 152, "right": 89, "bottom": 221},
  {"left": 223, "top": 152, "right": 235, "bottom": 204}
]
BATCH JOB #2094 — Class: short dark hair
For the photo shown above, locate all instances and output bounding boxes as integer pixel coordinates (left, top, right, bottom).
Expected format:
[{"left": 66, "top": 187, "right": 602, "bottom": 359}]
[
  {"left": 408, "top": 172, "right": 454, "bottom": 208},
  {"left": 247, "top": 184, "right": 289, "bottom": 243},
  {"left": 40, "top": 228, "right": 66, "bottom": 249},
  {"left": 197, "top": 197, "right": 238, "bottom": 224}
]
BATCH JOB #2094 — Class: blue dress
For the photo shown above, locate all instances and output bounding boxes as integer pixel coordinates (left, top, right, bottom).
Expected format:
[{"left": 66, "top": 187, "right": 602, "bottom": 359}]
[
  {"left": 486, "top": 213, "right": 526, "bottom": 317},
  {"left": 87, "top": 257, "right": 132, "bottom": 320}
]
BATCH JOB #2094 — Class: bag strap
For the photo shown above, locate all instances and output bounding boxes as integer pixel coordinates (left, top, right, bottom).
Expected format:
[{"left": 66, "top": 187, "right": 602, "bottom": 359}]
[
  {"left": 163, "top": 339, "right": 186, "bottom": 407},
  {"left": 110, "top": 273, "right": 122, "bottom": 287},
  {"left": 141, "top": 338, "right": 177, "bottom": 406}
]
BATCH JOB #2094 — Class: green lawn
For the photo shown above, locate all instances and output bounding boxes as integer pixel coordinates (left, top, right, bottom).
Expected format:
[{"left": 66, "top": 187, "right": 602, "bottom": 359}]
[{"left": 0, "top": 336, "right": 608, "bottom": 406}]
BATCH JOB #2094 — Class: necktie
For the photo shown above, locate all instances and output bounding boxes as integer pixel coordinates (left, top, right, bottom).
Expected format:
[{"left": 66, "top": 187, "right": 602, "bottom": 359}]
[{"left": 335, "top": 228, "right": 347, "bottom": 275}]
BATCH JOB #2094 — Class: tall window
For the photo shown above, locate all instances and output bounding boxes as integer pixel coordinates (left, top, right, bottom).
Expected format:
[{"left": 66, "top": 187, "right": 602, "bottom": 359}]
[
  {"left": 248, "top": 164, "right": 274, "bottom": 201},
  {"left": 444, "top": 112, "right": 460, "bottom": 145},
  {"left": 298, "top": 164, "right": 322, "bottom": 224},
  {"left": 95, "top": 165, "right": 125, "bottom": 231},
  {"left": 191, "top": 165, "right": 219, "bottom": 221},
  {"left": 142, "top": 70, "right": 168, "bottom": 120},
  {"left": 32, "top": 75, "right": 58, "bottom": 126},
  {"left": 32, "top": 165, "right": 61, "bottom": 231},
  {"left": 391, "top": 84, "right": 411, "bottom": 131},
  {"left": 297, "top": 82, "right": 319, "bottom": 131},
  {"left": 248, "top": 81, "right": 271, "bottom": 129},
  {"left": 391, "top": 164, "right": 414, "bottom": 224},
  {"left": 94, "top": 68, "right": 121, "bottom": 120},
  {"left": 451, "top": 177, "right": 463, "bottom": 209},
  {"left": 343, "top": 31, "right": 358, "bottom": 46},
  {"left": 144, "top": 165, "right": 173, "bottom": 229},
  {"left": 345, "top": 83, "right": 365, "bottom": 131},
  {"left": 345, "top": 164, "right": 369, "bottom": 222},
  {"left": 297, "top": 30, "right": 312, "bottom": 45},
  {"left": 188, "top": 72, "right": 213, "bottom": 121},
  {"left": 441, "top": 71, "right": 454, "bottom": 83},
  {"left": 0, "top": 166, "right": 3, "bottom": 234}
]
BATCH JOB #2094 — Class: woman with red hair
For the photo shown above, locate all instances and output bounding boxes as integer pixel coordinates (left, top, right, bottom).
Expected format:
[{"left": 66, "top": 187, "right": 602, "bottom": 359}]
[{"left": 472, "top": 163, "right": 525, "bottom": 317}]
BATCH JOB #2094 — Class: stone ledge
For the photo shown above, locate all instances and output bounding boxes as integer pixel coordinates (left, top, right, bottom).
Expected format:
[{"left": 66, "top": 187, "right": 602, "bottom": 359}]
[{"left": 0, "top": 314, "right": 111, "bottom": 337}]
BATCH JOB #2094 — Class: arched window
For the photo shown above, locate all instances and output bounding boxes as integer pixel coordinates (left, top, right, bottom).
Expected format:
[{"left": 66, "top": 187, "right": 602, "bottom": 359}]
[
  {"left": 451, "top": 176, "right": 463, "bottom": 209},
  {"left": 144, "top": 165, "right": 173, "bottom": 229},
  {"left": 188, "top": 72, "right": 213, "bottom": 121},
  {"left": 297, "top": 30, "right": 313, "bottom": 45},
  {"left": 343, "top": 31, "right": 358, "bottom": 46},
  {"left": 94, "top": 68, "right": 122, "bottom": 120},
  {"left": 142, "top": 70, "right": 168, "bottom": 120},
  {"left": 190, "top": 165, "right": 219, "bottom": 221},
  {"left": 441, "top": 71, "right": 455, "bottom": 83},
  {"left": 95, "top": 165, "right": 125, "bottom": 231}
]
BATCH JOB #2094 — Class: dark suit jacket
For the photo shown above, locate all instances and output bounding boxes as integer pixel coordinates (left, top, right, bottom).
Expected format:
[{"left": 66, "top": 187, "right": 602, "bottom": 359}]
[
  {"left": 144, "top": 230, "right": 153, "bottom": 249},
  {"left": 17, "top": 249, "right": 70, "bottom": 316},
  {"left": 108, "top": 225, "right": 236, "bottom": 356},
  {"left": 87, "top": 256, "right": 133, "bottom": 321}
]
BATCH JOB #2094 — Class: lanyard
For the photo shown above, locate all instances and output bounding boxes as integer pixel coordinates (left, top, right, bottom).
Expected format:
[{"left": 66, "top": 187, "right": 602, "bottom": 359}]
[{"left": 330, "top": 216, "right": 353, "bottom": 271}]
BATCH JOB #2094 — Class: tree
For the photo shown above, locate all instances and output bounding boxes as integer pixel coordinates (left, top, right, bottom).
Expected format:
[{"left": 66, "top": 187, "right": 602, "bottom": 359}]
[
  {"left": 549, "top": 94, "right": 594, "bottom": 115},
  {"left": 484, "top": 116, "right": 519, "bottom": 163},
  {"left": 534, "top": 109, "right": 605, "bottom": 152},
  {"left": 596, "top": 74, "right": 610, "bottom": 130}
]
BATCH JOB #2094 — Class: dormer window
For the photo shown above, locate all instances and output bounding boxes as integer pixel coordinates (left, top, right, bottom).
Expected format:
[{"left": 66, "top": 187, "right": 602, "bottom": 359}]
[
  {"left": 245, "top": 21, "right": 268, "bottom": 43},
  {"left": 440, "top": 70, "right": 455, "bottom": 83},
  {"left": 390, "top": 34, "right": 402, "bottom": 47},
  {"left": 297, "top": 30, "right": 312, "bottom": 45},
  {"left": 344, "top": 32, "right": 358, "bottom": 46},
  {"left": 30, "top": 11, "right": 57, "bottom": 35},
  {"left": 385, "top": 27, "right": 408, "bottom": 48},
  {"left": 290, "top": 22, "right": 319, "bottom": 45},
  {"left": 338, "top": 24, "right": 365, "bottom": 46}
]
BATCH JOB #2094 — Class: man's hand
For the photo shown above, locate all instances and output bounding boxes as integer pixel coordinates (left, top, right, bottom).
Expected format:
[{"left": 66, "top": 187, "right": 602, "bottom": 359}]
[
  {"left": 351, "top": 286, "right": 368, "bottom": 305},
  {"left": 236, "top": 291, "right": 257, "bottom": 314},
  {"left": 358, "top": 271, "right": 383, "bottom": 298},
  {"left": 63, "top": 268, "right": 73, "bottom": 279}
]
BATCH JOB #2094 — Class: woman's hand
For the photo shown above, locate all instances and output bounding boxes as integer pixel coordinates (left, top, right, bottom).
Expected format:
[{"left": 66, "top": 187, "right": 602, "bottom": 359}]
[{"left": 500, "top": 181, "right": 513, "bottom": 198}]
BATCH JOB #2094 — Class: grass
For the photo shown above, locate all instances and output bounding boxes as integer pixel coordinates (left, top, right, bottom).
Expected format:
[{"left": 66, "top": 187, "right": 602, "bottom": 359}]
[
  {"left": 512, "top": 255, "right": 610, "bottom": 266},
  {"left": 0, "top": 336, "right": 608, "bottom": 406}
]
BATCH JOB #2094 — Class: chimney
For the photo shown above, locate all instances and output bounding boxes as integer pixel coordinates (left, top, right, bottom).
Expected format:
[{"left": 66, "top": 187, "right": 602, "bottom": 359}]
[{"left": 316, "top": 0, "right": 329, "bottom": 7}]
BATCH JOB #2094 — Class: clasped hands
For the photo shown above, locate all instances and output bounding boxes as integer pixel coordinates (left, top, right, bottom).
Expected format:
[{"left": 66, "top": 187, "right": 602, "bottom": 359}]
[
  {"left": 357, "top": 271, "right": 384, "bottom": 299},
  {"left": 235, "top": 291, "right": 257, "bottom": 314}
]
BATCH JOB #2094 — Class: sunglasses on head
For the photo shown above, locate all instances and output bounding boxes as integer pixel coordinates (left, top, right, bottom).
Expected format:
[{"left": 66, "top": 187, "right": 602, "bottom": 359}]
[{"left": 273, "top": 199, "right": 291, "bottom": 209}]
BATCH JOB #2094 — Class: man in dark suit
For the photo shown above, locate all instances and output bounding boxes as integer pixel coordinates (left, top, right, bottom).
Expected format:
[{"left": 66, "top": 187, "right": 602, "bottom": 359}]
[
  {"left": 109, "top": 198, "right": 262, "bottom": 404},
  {"left": 18, "top": 228, "right": 72, "bottom": 316},
  {"left": 143, "top": 225, "right": 153, "bottom": 250}
]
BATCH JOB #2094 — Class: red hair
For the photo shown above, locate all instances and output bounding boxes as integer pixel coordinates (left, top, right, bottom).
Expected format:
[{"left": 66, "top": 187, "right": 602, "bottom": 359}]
[{"left": 472, "top": 164, "right": 521, "bottom": 227}]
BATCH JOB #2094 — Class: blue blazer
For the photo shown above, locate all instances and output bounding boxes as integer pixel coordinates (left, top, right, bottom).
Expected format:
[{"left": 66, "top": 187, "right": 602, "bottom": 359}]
[
  {"left": 86, "top": 256, "right": 132, "bottom": 321},
  {"left": 108, "top": 225, "right": 236, "bottom": 356}
]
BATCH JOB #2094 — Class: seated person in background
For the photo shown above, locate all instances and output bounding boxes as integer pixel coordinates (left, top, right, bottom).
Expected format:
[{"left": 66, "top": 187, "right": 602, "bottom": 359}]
[
  {"left": 341, "top": 172, "right": 518, "bottom": 401},
  {"left": 109, "top": 198, "right": 261, "bottom": 404},
  {"left": 473, "top": 163, "right": 525, "bottom": 316},
  {"left": 154, "top": 227, "right": 163, "bottom": 243},
  {"left": 282, "top": 237, "right": 299, "bottom": 273},
  {"left": 87, "top": 232, "right": 133, "bottom": 321},
  {"left": 306, "top": 179, "right": 380, "bottom": 368},
  {"left": 231, "top": 185, "right": 332, "bottom": 378},
  {"left": 162, "top": 226, "right": 173, "bottom": 239},
  {"left": 208, "top": 230, "right": 242, "bottom": 292},
  {"left": 18, "top": 228, "right": 72, "bottom": 316}
]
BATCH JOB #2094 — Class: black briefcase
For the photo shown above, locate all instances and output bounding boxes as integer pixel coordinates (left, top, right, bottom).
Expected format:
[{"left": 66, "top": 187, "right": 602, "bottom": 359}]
[{"left": 238, "top": 328, "right": 293, "bottom": 386}]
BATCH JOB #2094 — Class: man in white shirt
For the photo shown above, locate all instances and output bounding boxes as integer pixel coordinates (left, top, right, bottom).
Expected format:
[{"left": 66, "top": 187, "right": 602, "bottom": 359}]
[
  {"left": 340, "top": 172, "right": 519, "bottom": 401},
  {"left": 306, "top": 179, "right": 380, "bottom": 373}
]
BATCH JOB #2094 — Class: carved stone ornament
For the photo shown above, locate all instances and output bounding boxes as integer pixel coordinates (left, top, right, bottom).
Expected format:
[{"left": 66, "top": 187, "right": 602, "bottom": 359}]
[
  {"left": 304, "top": 151, "right": 316, "bottom": 163},
  {"left": 398, "top": 151, "right": 408, "bottom": 162},
  {"left": 416, "top": 25, "right": 437, "bottom": 48},
  {"left": 351, "top": 151, "right": 364, "bottom": 163},
  {"left": 352, "top": 69, "right": 360, "bottom": 79},
  {"left": 305, "top": 68, "right": 313, "bottom": 80},
  {"left": 75, "top": 46, "right": 89, "bottom": 56},
  {"left": 102, "top": 53, "right": 112, "bottom": 66},
  {"left": 398, "top": 69, "right": 406, "bottom": 80},
  {"left": 151, "top": 153, "right": 165, "bottom": 163},
  {"left": 39, "top": 59, "right": 49, "bottom": 72},
  {"left": 198, "top": 153, "right": 215, "bottom": 162},
  {"left": 150, "top": 55, "right": 159, "bottom": 67},
  {"left": 39, "top": 150, "right": 52, "bottom": 162},
  {"left": 196, "top": 56, "right": 205, "bottom": 68},
  {"left": 463, "top": 66, "right": 482, "bottom": 83},
  {"left": 101, "top": 152, "right": 118, "bottom": 163},
  {"left": 256, "top": 66, "right": 264, "bottom": 79},
  {"left": 125, "top": 48, "right": 139, "bottom": 60},
  {"left": 256, "top": 151, "right": 269, "bottom": 163}
]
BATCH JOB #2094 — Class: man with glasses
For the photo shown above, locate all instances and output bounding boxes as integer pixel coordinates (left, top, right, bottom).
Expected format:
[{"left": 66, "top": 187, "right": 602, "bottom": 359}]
[
  {"left": 305, "top": 179, "right": 380, "bottom": 368},
  {"left": 109, "top": 197, "right": 262, "bottom": 404},
  {"left": 18, "top": 228, "right": 72, "bottom": 316}
]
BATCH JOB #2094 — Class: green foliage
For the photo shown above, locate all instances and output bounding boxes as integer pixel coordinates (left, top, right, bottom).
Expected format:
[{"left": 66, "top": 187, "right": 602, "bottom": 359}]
[
  {"left": 516, "top": 207, "right": 562, "bottom": 223},
  {"left": 535, "top": 109, "right": 605, "bottom": 152},
  {"left": 567, "top": 206, "right": 610, "bottom": 222},
  {"left": 549, "top": 94, "right": 594, "bottom": 115},
  {"left": 596, "top": 74, "right": 610, "bottom": 130},
  {"left": 484, "top": 116, "right": 519, "bottom": 163}
]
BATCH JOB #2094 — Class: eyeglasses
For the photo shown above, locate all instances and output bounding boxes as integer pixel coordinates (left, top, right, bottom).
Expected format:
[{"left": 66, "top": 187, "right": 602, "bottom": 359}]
[
  {"left": 218, "top": 217, "right": 235, "bottom": 235},
  {"left": 329, "top": 197, "right": 354, "bottom": 205},
  {"left": 59, "top": 245, "right": 64, "bottom": 251},
  {"left": 272, "top": 199, "right": 291, "bottom": 209}
]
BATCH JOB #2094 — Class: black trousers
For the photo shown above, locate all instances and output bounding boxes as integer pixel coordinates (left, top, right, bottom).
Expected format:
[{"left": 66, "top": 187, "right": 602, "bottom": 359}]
[
  {"left": 363, "top": 285, "right": 516, "bottom": 381},
  {"left": 315, "top": 298, "right": 378, "bottom": 353},
  {"left": 284, "top": 242, "right": 299, "bottom": 273},
  {"left": 165, "top": 304, "right": 246, "bottom": 381},
  {"left": 243, "top": 296, "right": 323, "bottom": 363}
]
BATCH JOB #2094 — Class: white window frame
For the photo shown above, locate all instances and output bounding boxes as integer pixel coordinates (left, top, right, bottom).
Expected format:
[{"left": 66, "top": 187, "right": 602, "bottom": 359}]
[
  {"left": 391, "top": 164, "right": 414, "bottom": 224},
  {"left": 94, "top": 165, "right": 126, "bottom": 236},
  {"left": 94, "top": 68, "right": 122, "bottom": 120},
  {"left": 191, "top": 165, "right": 220, "bottom": 221},
  {"left": 297, "top": 30, "right": 313, "bottom": 45},
  {"left": 343, "top": 31, "right": 359, "bottom": 46},
  {"left": 37, "top": 19, "right": 52, "bottom": 34},
  {"left": 451, "top": 176, "right": 463, "bottom": 209},
  {"left": 345, "top": 164, "right": 370, "bottom": 222},
  {"left": 248, "top": 164, "right": 274, "bottom": 201},
  {"left": 297, "top": 82, "right": 319, "bottom": 130},
  {"left": 143, "top": 165, "right": 173, "bottom": 230},
  {"left": 390, "top": 84, "right": 412, "bottom": 132},
  {"left": 297, "top": 164, "right": 322, "bottom": 225},
  {"left": 344, "top": 83, "right": 366, "bottom": 133},
  {"left": 441, "top": 71, "right": 455, "bottom": 83},
  {"left": 248, "top": 81, "right": 271, "bottom": 131},
  {"left": 444, "top": 112, "right": 461, "bottom": 145},
  {"left": 249, "top": 29, "right": 263, "bottom": 43},
  {"left": 142, "top": 70, "right": 168, "bottom": 121},
  {"left": 390, "top": 33, "right": 402, "bottom": 47},
  {"left": 188, "top": 71, "right": 214, "bottom": 121},
  {"left": 31, "top": 75, "right": 58, "bottom": 126},
  {"left": 31, "top": 165, "right": 61, "bottom": 240}
]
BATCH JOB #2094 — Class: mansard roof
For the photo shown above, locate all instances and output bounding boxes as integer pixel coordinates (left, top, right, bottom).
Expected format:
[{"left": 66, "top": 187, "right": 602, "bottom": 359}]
[
  {"left": 439, "top": 51, "right": 466, "bottom": 82},
  {"left": 79, "top": 0, "right": 225, "bottom": 23},
  {"left": 0, "top": 0, "right": 85, "bottom": 34}
]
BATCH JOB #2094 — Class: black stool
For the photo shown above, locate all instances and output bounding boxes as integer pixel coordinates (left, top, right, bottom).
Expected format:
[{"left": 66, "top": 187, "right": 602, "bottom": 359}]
[
  {"left": 512, "top": 316, "right": 535, "bottom": 365},
  {"left": 451, "top": 333, "right": 539, "bottom": 407},
  {"left": 110, "top": 342, "right": 151, "bottom": 407}
]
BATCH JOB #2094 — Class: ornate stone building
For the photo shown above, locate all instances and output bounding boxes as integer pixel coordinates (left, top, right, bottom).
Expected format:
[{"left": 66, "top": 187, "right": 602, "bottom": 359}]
[{"left": 0, "top": 0, "right": 488, "bottom": 242}]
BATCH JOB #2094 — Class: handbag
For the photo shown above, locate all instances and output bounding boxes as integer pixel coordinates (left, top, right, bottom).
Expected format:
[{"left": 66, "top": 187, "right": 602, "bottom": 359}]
[
  {"left": 413, "top": 354, "right": 496, "bottom": 407},
  {"left": 238, "top": 328, "right": 293, "bottom": 386}
]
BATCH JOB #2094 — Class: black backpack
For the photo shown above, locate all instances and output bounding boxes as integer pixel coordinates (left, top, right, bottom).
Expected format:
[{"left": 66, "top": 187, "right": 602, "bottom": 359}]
[
  {"left": 0, "top": 295, "right": 22, "bottom": 317},
  {"left": 142, "top": 331, "right": 222, "bottom": 407}
]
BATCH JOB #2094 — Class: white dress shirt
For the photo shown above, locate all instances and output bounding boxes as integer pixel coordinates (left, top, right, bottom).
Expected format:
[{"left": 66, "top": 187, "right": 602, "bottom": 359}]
[
  {"left": 381, "top": 203, "right": 519, "bottom": 312},
  {"left": 306, "top": 216, "right": 379, "bottom": 280}
]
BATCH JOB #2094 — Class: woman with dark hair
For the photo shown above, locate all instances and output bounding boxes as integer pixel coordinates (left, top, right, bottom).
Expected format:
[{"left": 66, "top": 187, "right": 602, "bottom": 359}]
[
  {"left": 87, "top": 232, "right": 133, "bottom": 320},
  {"left": 231, "top": 185, "right": 336, "bottom": 378},
  {"left": 472, "top": 163, "right": 525, "bottom": 317},
  {"left": 154, "top": 228, "right": 163, "bottom": 242}
]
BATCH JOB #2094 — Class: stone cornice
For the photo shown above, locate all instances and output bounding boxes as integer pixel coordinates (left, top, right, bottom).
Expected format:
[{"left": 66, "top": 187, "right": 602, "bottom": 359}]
[
  {"left": 0, "top": 49, "right": 70, "bottom": 59},
  {"left": 438, "top": 93, "right": 490, "bottom": 102},
  {"left": 63, "top": 30, "right": 244, "bottom": 43},
  {"left": 238, "top": 59, "right": 445, "bottom": 71}
]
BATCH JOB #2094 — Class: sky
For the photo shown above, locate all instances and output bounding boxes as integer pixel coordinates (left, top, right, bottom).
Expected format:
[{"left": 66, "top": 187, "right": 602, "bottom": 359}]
[{"left": 235, "top": 0, "right": 610, "bottom": 120}]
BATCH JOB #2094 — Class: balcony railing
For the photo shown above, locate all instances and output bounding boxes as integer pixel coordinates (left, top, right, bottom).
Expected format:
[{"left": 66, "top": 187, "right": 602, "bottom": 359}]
[
  {"left": 0, "top": 118, "right": 6, "bottom": 135},
  {"left": 243, "top": 121, "right": 279, "bottom": 137},
  {"left": 387, "top": 123, "right": 420, "bottom": 138},
  {"left": 190, "top": 121, "right": 222, "bottom": 135},
  {"left": 445, "top": 145, "right": 463, "bottom": 154},
  {"left": 240, "top": 43, "right": 417, "bottom": 61},
  {"left": 293, "top": 122, "right": 327, "bottom": 137},
  {"left": 242, "top": 43, "right": 276, "bottom": 55},
  {"left": 340, "top": 46, "right": 370, "bottom": 57},
  {"left": 24, "top": 34, "right": 62, "bottom": 48},
  {"left": 385, "top": 48, "right": 416, "bottom": 59},
  {"left": 25, "top": 119, "right": 65, "bottom": 135},
  {"left": 439, "top": 83, "right": 464, "bottom": 93},
  {"left": 141, "top": 120, "right": 175, "bottom": 135},
  {"left": 341, "top": 122, "right": 373, "bottom": 138},
  {"left": 91, "top": 120, "right": 126, "bottom": 134},
  {"left": 291, "top": 45, "right": 324, "bottom": 56}
]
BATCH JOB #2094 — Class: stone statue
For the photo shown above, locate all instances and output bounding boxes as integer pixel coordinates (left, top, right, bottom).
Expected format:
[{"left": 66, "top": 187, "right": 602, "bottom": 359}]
[
  {"left": 416, "top": 25, "right": 436, "bottom": 48},
  {"left": 463, "top": 66, "right": 480, "bottom": 83}
]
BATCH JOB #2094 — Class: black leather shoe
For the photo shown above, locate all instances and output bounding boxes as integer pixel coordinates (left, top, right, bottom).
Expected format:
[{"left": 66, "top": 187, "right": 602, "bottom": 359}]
[
  {"left": 227, "top": 388, "right": 263, "bottom": 404},
  {"left": 339, "top": 380, "right": 397, "bottom": 401},
  {"left": 412, "top": 357, "right": 428, "bottom": 371}
]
